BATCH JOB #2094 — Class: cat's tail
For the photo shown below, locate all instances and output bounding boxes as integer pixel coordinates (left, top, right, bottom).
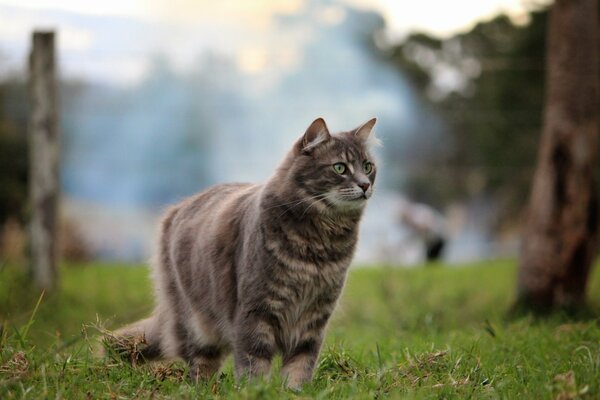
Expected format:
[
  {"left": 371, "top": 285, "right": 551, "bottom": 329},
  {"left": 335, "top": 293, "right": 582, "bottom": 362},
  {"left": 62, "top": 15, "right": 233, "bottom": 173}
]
[{"left": 102, "top": 316, "right": 163, "bottom": 365}]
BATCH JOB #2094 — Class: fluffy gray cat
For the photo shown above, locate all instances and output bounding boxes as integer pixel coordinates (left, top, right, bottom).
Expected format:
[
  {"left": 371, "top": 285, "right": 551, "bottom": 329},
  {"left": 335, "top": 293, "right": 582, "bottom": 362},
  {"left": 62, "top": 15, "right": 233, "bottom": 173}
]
[{"left": 107, "top": 117, "right": 378, "bottom": 389}]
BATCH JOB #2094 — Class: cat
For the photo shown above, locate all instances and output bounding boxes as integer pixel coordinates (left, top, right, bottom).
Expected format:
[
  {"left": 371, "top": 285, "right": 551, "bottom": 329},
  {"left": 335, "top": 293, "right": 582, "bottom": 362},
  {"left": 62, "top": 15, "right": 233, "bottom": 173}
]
[{"left": 106, "top": 117, "right": 378, "bottom": 389}]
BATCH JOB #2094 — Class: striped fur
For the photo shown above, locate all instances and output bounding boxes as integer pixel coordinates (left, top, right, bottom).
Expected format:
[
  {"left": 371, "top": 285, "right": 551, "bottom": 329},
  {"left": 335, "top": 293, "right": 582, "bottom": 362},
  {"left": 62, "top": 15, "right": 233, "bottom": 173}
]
[{"left": 108, "top": 118, "right": 378, "bottom": 389}]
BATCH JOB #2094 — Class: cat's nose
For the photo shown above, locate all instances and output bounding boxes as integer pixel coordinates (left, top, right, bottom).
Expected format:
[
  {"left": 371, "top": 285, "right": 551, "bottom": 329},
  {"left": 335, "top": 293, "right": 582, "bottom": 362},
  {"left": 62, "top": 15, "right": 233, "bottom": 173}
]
[{"left": 358, "top": 182, "right": 370, "bottom": 193}]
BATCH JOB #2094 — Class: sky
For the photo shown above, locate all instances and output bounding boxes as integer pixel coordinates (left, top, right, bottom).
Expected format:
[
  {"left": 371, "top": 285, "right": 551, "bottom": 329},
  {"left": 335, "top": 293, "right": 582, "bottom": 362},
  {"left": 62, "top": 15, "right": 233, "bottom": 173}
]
[
  {"left": 0, "top": 0, "right": 547, "bottom": 36},
  {"left": 0, "top": 0, "right": 549, "bottom": 84},
  {"left": 0, "top": 0, "right": 541, "bottom": 36}
]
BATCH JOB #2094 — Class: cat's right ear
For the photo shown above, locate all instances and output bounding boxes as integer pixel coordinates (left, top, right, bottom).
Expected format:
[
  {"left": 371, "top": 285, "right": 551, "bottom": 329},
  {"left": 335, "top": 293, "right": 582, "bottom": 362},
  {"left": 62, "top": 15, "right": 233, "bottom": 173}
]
[{"left": 301, "top": 117, "right": 331, "bottom": 153}]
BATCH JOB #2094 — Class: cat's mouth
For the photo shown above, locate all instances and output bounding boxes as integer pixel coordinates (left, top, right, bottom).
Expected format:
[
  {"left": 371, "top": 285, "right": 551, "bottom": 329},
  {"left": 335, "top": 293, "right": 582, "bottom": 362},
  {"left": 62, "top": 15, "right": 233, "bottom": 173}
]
[
  {"left": 344, "top": 191, "right": 372, "bottom": 202},
  {"left": 348, "top": 193, "right": 369, "bottom": 201},
  {"left": 328, "top": 191, "right": 371, "bottom": 210},
  {"left": 335, "top": 188, "right": 372, "bottom": 201}
]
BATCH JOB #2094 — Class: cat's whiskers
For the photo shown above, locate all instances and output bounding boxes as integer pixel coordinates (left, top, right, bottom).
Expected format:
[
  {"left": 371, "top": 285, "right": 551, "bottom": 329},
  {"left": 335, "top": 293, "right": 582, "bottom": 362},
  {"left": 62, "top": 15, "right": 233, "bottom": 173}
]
[
  {"left": 336, "top": 187, "right": 364, "bottom": 200},
  {"left": 275, "top": 193, "right": 329, "bottom": 219},
  {"left": 263, "top": 192, "right": 327, "bottom": 212},
  {"left": 270, "top": 199, "right": 306, "bottom": 217},
  {"left": 263, "top": 197, "right": 308, "bottom": 212},
  {"left": 298, "top": 194, "right": 330, "bottom": 219}
]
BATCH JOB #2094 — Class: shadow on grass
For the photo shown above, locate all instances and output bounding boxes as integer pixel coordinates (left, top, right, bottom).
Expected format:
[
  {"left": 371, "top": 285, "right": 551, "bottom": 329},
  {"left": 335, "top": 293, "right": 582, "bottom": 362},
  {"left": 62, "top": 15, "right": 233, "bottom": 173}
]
[{"left": 507, "top": 299, "right": 600, "bottom": 323}]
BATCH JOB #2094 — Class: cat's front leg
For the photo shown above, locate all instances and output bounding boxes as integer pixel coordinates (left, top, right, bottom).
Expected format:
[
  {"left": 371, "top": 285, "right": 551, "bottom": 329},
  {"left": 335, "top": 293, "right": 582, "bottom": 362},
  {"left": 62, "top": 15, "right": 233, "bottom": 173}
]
[
  {"left": 281, "top": 335, "right": 324, "bottom": 390},
  {"left": 187, "top": 349, "right": 226, "bottom": 383},
  {"left": 233, "top": 309, "right": 277, "bottom": 381}
]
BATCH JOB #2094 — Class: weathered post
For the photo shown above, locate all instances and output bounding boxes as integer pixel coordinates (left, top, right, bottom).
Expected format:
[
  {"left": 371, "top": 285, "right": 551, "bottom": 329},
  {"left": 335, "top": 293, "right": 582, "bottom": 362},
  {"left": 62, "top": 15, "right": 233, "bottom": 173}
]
[{"left": 29, "top": 31, "right": 59, "bottom": 291}]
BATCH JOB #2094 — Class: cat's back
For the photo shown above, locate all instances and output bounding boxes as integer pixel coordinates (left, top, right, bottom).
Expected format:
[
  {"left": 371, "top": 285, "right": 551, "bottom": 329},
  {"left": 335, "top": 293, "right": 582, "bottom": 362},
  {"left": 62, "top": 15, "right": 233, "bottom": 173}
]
[
  {"left": 167, "top": 183, "right": 259, "bottom": 238},
  {"left": 158, "top": 182, "right": 260, "bottom": 311}
]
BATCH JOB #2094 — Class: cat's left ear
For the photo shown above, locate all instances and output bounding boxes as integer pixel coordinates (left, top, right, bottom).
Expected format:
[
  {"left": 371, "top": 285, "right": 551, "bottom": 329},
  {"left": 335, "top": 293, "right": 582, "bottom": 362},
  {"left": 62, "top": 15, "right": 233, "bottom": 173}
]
[
  {"left": 302, "top": 117, "right": 331, "bottom": 153},
  {"left": 354, "top": 118, "right": 378, "bottom": 143}
]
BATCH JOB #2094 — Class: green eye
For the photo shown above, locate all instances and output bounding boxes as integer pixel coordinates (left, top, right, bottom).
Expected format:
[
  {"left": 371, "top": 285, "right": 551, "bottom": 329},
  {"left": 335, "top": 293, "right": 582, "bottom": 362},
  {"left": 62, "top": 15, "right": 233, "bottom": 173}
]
[
  {"left": 333, "top": 163, "right": 347, "bottom": 174},
  {"left": 364, "top": 161, "right": 373, "bottom": 174}
]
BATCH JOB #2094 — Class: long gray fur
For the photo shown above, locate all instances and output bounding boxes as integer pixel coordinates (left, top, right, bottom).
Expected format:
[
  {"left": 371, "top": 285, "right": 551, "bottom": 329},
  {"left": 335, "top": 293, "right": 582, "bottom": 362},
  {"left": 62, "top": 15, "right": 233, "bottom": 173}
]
[{"left": 109, "top": 117, "right": 378, "bottom": 389}]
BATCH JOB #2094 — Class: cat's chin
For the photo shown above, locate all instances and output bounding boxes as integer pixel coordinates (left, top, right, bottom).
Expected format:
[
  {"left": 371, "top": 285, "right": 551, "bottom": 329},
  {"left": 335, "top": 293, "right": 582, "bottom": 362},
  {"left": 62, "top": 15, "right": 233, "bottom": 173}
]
[{"left": 328, "top": 196, "right": 369, "bottom": 213}]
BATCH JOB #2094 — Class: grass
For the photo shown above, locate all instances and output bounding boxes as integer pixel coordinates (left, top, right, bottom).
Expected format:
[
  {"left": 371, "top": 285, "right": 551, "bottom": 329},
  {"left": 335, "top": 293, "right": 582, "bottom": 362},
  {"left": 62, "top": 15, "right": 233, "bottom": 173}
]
[{"left": 1, "top": 260, "right": 600, "bottom": 399}]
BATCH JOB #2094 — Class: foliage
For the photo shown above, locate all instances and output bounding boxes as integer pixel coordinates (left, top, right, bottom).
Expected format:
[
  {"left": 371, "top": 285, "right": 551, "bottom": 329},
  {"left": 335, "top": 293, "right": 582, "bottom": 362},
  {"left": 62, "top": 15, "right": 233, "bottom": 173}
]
[
  {"left": 0, "top": 77, "right": 28, "bottom": 226},
  {"left": 1, "top": 261, "right": 600, "bottom": 398},
  {"left": 382, "top": 9, "right": 549, "bottom": 224}
]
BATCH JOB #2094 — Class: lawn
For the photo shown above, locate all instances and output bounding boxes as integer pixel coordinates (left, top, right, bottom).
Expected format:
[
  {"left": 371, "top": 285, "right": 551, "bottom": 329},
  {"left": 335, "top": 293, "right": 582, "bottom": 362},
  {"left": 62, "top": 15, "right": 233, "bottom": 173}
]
[{"left": 1, "top": 260, "right": 600, "bottom": 399}]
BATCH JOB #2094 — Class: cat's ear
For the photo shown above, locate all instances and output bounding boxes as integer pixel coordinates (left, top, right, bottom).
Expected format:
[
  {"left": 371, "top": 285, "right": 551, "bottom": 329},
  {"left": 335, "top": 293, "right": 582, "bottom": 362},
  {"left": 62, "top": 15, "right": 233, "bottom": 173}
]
[
  {"left": 354, "top": 118, "right": 378, "bottom": 144},
  {"left": 302, "top": 117, "right": 331, "bottom": 153}
]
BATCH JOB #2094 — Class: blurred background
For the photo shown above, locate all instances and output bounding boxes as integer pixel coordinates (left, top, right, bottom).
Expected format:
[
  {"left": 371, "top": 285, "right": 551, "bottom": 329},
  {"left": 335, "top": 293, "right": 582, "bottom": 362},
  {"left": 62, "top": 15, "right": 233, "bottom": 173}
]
[
  {"left": 0, "top": 0, "right": 555, "bottom": 266},
  {"left": 2, "top": 2, "right": 600, "bottom": 397}
]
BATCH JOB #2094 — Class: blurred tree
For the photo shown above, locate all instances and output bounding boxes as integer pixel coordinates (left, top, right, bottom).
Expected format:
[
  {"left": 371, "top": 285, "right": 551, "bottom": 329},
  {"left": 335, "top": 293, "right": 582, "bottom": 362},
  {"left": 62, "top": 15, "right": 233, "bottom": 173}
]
[
  {"left": 381, "top": 9, "right": 548, "bottom": 223},
  {"left": 517, "top": 0, "right": 598, "bottom": 310}
]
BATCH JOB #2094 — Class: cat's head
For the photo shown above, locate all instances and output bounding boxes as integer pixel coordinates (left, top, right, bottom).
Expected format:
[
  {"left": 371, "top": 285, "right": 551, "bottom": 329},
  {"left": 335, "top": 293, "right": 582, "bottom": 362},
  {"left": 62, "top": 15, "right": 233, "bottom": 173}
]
[{"left": 281, "top": 117, "right": 379, "bottom": 215}]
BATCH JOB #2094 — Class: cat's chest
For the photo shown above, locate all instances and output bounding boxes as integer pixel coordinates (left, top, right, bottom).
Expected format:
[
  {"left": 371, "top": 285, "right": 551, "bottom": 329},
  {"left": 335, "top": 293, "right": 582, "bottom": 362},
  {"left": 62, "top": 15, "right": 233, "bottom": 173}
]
[
  {"left": 285, "top": 280, "right": 321, "bottom": 320},
  {"left": 277, "top": 258, "right": 348, "bottom": 302},
  {"left": 272, "top": 262, "right": 346, "bottom": 322},
  {"left": 263, "top": 217, "right": 358, "bottom": 268}
]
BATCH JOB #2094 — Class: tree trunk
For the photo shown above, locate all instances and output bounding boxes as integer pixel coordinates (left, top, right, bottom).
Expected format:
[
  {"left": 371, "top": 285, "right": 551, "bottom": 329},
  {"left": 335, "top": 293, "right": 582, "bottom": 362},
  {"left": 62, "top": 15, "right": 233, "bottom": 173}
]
[
  {"left": 29, "top": 31, "right": 59, "bottom": 291},
  {"left": 517, "top": 0, "right": 599, "bottom": 310}
]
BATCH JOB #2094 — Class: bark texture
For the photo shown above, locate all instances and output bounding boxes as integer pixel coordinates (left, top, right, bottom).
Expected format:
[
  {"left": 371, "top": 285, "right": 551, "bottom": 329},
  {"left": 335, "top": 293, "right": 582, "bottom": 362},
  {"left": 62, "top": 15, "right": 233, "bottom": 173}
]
[
  {"left": 518, "top": 0, "right": 599, "bottom": 310},
  {"left": 29, "top": 31, "right": 59, "bottom": 291}
]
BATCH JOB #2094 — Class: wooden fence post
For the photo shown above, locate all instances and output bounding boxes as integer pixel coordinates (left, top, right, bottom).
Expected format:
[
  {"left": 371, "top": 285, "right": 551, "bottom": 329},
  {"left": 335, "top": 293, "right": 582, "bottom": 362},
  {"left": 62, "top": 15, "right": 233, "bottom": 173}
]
[{"left": 29, "top": 31, "right": 59, "bottom": 291}]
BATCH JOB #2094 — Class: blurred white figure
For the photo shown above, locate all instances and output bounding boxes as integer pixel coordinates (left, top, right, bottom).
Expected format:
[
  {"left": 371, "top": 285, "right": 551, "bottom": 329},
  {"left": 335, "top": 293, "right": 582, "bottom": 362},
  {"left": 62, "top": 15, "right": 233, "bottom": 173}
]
[{"left": 398, "top": 199, "right": 447, "bottom": 262}]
